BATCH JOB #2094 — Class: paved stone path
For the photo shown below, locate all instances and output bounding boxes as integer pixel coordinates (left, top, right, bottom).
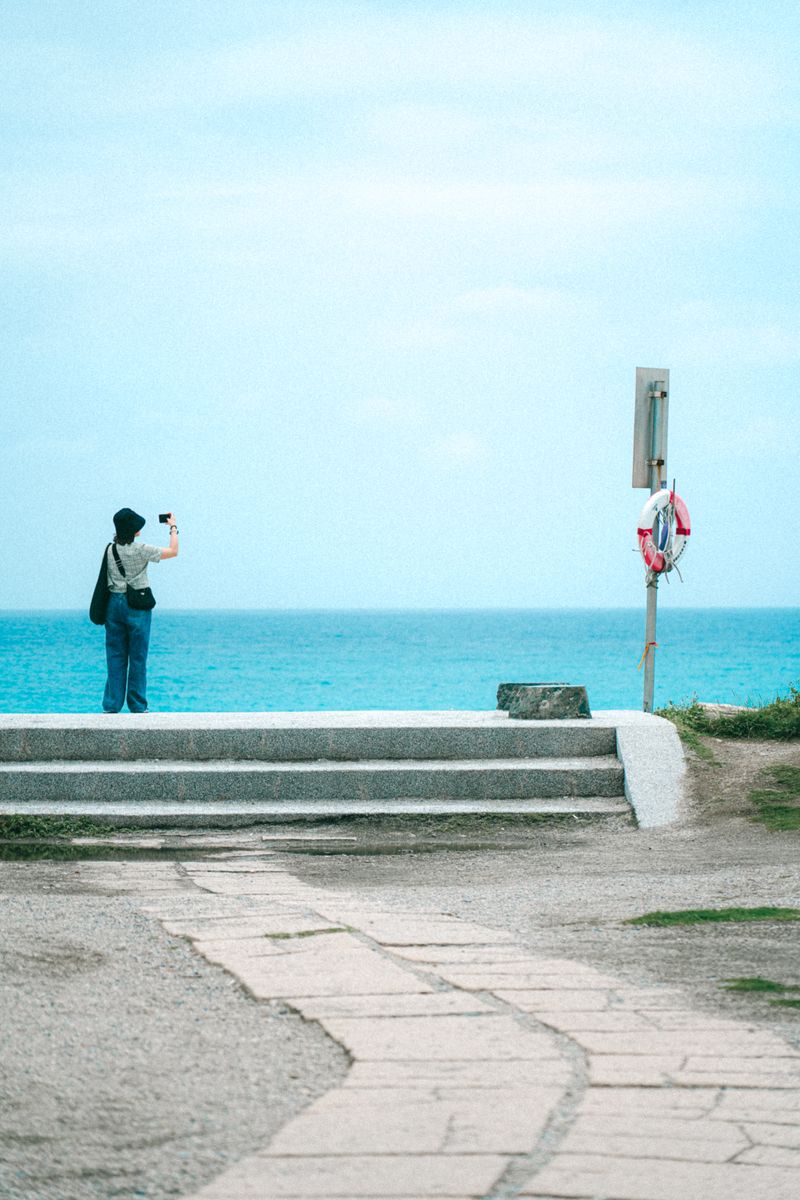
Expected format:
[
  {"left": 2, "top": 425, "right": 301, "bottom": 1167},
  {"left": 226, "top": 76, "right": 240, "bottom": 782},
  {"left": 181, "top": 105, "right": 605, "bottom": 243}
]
[{"left": 132, "top": 858, "right": 800, "bottom": 1199}]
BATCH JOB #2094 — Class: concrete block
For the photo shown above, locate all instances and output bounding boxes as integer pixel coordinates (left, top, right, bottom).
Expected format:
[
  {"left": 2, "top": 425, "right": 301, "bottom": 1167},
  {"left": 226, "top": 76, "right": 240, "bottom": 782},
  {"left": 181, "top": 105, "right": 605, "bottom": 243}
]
[
  {"left": 0, "top": 754, "right": 625, "bottom": 804},
  {"left": 0, "top": 710, "right": 616, "bottom": 762},
  {"left": 498, "top": 684, "right": 591, "bottom": 720}
]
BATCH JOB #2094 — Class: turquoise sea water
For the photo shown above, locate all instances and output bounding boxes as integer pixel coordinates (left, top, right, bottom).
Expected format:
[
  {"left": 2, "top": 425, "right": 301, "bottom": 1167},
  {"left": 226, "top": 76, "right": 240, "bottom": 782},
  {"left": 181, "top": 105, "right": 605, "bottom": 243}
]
[{"left": 0, "top": 609, "right": 797, "bottom": 714}]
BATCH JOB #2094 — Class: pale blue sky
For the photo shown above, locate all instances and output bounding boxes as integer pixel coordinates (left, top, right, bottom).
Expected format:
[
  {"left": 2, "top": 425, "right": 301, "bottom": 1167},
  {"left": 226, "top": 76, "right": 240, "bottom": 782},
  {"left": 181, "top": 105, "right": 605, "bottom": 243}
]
[{"left": 3, "top": 1, "right": 799, "bottom": 609}]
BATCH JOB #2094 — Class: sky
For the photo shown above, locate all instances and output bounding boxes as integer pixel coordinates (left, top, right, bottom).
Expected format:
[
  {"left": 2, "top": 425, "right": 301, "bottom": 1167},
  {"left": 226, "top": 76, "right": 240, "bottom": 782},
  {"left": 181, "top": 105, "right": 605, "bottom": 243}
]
[{"left": 2, "top": 0, "right": 799, "bottom": 610}]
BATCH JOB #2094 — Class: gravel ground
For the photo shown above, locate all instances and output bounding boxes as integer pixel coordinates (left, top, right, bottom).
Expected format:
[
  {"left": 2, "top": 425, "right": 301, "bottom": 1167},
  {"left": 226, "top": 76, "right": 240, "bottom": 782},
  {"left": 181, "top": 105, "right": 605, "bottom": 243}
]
[
  {"left": 279, "top": 739, "right": 800, "bottom": 1041},
  {"left": 281, "top": 817, "right": 800, "bottom": 1037},
  {"left": 0, "top": 882, "right": 348, "bottom": 1200},
  {"left": 1, "top": 737, "right": 798, "bottom": 1197}
]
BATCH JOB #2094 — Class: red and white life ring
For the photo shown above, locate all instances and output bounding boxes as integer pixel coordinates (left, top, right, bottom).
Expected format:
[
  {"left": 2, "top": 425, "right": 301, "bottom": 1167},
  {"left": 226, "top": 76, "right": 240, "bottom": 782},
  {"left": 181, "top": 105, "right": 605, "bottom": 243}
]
[{"left": 637, "top": 489, "right": 691, "bottom": 574}]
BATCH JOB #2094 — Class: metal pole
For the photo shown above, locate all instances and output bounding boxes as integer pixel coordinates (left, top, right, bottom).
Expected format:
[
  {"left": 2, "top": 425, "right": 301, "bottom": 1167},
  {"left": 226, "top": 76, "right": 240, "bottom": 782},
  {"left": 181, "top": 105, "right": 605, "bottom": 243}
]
[
  {"left": 643, "top": 384, "right": 667, "bottom": 713},
  {"left": 643, "top": 576, "right": 658, "bottom": 713}
]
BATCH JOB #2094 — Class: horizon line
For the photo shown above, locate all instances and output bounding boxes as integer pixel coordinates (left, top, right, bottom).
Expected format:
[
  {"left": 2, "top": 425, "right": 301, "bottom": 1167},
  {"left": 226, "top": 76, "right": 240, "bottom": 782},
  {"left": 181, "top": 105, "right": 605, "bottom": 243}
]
[{"left": 1, "top": 605, "right": 798, "bottom": 615}]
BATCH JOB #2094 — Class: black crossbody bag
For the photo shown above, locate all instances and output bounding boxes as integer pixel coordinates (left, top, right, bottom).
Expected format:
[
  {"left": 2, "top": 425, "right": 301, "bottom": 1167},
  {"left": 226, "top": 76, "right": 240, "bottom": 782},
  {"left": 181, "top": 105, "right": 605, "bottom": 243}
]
[
  {"left": 89, "top": 543, "right": 112, "bottom": 625},
  {"left": 112, "top": 543, "right": 157, "bottom": 611}
]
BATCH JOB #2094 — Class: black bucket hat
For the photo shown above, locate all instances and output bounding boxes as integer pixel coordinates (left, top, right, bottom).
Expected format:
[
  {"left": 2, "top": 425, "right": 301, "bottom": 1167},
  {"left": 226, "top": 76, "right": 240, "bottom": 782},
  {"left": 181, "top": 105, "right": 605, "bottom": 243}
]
[{"left": 113, "top": 507, "right": 146, "bottom": 540}]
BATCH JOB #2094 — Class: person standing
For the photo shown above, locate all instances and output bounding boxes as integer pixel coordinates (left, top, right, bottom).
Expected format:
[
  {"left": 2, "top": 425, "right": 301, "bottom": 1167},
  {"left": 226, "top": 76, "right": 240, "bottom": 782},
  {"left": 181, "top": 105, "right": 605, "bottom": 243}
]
[{"left": 102, "top": 507, "right": 179, "bottom": 713}]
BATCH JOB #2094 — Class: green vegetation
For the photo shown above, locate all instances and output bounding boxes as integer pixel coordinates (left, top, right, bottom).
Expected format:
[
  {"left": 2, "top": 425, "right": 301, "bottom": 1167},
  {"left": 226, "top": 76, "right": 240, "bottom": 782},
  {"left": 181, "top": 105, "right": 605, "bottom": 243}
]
[
  {"left": 749, "top": 765, "right": 800, "bottom": 831},
  {"left": 264, "top": 927, "right": 349, "bottom": 940},
  {"left": 0, "top": 814, "right": 137, "bottom": 839},
  {"left": 625, "top": 906, "right": 800, "bottom": 927},
  {"left": 723, "top": 976, "right": 800, "bottom": 1009},
  {"left": 723, "top": 976, "right": 799, "bottom": 993},
  {"left": 665, "top": 720, "right": 719, "bottom": 763},
  {"left": 658, "top": 686, "right": 800, "bottom": 742}
]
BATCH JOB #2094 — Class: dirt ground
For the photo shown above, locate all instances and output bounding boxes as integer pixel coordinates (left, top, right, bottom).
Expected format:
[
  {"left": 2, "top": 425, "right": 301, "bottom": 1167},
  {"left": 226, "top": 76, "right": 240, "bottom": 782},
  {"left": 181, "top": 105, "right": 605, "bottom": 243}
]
[
  {"left": 0, "top": 735, "right": 798, "bottom": 1199},
  {"left": 682, "top": 733, "right": 800, "bottom": 824},
  {"left": 268, "top": 736, "right": 800, "bottom": 1043}
]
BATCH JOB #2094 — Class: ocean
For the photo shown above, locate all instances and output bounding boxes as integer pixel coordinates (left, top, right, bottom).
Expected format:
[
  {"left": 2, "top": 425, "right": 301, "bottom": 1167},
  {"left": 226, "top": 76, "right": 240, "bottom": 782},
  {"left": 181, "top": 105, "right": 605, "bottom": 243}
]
[{"left": 0, "top": 609, "right": 797, "bottom": 714}]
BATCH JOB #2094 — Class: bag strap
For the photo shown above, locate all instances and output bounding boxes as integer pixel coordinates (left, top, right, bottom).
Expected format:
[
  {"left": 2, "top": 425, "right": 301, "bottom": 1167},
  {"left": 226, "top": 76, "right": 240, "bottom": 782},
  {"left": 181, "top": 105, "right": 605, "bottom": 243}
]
[{"left": 111, "top": 542, "right": 127, "bottom": 579}]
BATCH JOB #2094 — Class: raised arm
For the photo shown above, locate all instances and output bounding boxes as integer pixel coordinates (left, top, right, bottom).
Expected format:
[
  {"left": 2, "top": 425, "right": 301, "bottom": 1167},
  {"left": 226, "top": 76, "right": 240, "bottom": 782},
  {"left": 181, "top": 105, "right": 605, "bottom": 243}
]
[{"left": 161, "top": 512, "right": 180, "bottom": 560}]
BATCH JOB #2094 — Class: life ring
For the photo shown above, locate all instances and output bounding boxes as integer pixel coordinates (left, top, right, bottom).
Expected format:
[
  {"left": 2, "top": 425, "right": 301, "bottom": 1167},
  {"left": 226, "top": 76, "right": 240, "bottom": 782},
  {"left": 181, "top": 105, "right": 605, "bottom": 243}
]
[{"left": 637, "top": 489, "right": 691, "bottom": 574}]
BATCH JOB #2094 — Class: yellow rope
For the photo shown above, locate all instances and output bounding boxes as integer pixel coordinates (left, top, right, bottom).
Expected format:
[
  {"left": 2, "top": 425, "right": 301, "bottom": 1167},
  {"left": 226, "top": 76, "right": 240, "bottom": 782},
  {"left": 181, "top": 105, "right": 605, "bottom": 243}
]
[{"left": 637, "top": 641, "right": 658, "bottom": 670}]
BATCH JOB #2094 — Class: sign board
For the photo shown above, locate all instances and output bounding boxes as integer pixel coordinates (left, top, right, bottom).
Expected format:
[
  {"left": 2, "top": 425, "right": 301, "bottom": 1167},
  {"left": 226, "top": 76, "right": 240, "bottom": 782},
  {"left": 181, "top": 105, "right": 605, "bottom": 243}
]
[{"left": 632, "top": 367, "right": 669, "bottom": 488}]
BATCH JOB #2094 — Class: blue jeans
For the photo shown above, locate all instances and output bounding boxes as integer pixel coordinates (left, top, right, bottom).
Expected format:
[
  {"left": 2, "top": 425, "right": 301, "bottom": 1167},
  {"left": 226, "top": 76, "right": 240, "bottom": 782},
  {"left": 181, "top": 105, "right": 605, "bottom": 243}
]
[{"left": 103, "top": 593, "right": 152, "bottom": 712}]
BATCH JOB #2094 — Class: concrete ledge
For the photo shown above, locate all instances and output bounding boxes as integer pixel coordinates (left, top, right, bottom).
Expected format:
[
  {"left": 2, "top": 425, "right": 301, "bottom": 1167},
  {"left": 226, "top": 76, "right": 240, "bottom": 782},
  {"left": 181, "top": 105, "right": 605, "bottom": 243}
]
[
  {"left": 0, "top": 710, "right": 685, "bottom": 827},
  {"left": 0, "top": 756, "right": 624, "bottom": 803},
  {"left": 601, "top": 710, "right": 686, "bottom": 827},
  {"left": 0, "top": 711, "right": 616, "bottom": 762}
]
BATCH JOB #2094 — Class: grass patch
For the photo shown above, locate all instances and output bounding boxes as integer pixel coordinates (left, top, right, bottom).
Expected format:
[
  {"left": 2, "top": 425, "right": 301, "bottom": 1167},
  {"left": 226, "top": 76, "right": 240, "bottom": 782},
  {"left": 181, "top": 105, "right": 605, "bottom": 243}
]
[
  {"left": 672, "top": 723, "right": 719, "bottom": 762},
  {"left": 723, "top": 977, "right": 800, "bottom": 1008},
  {"left": 749, "top": 765, "right": 800, "bottom": 831},
  {"left": 0, "top": 814, "right": 142, "bottom": 839},
  {"left": 625, "top": 906, "right": 800, "bottom": 927},
  {"left": 264, "top": 927, "right": 349, "bottom": 940},
  {"left": 723, "top": 976, "right": 800, "bottom": 993},
  {"left": 657, "top": 686, "right": 800, "bottom": 741}
]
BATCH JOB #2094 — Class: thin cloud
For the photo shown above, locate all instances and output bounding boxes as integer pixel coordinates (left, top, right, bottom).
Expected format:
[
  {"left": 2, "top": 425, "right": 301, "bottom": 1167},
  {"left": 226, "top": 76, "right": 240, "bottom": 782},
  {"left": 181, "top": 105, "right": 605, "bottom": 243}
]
[
  {"left": 426, "top": 432, "right": 487, "bottom": 468},
  {"left": 454, "top": 285, "right": 577, "bottom": 315},
  {"left": 346, "top": 395, "right": 425, "bottom": 429}
]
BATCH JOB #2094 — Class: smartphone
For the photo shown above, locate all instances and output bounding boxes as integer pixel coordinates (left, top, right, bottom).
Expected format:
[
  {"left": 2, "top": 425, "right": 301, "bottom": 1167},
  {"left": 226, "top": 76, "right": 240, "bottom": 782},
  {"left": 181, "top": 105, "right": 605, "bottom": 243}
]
[{"left": 158, "top": 513, "right": 170, "bottom": 523}]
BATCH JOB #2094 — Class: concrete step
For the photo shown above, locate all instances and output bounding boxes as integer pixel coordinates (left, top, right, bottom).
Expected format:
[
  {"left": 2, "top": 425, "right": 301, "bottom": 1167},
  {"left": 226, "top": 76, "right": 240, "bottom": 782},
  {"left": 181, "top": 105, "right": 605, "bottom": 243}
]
[
  {"left": 0, "top": 756, "right": 624, "bottom": 804},
  {"left": 0, "top": 712, "right": 616, "bottom": 763},
  {"left": 0, "top": 796, "right": 630, "bottom": 825}
]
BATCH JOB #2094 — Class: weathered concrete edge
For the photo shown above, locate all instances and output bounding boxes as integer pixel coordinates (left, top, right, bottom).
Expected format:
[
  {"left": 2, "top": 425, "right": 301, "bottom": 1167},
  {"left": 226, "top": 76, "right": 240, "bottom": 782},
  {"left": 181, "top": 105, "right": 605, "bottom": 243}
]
[
  {"left": 601, "top": 710, "right": 686, "bottom": 828},
  {"left": 0, "top": 708, "right": 685, "bottom": 827}
]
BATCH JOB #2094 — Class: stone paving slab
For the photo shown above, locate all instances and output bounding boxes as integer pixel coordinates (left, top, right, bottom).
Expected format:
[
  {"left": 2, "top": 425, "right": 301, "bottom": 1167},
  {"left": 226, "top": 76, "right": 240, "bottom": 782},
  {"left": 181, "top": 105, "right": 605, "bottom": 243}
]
[
  {"left": 342, "top": 1059, "right": 571, "bottom": 1088},
  {"left": 558, "top": 1118, "right": 750, "bottom": 1162},
  {"left": 300, "top": 915, "right": 515, "bottom": 946},
  {"left": 154, "top": 861, "right": 800, "bottom": 1200},
  {"left": 288, "top": 994, "right": 497, "bottom": 1019},
  {"left": 268, "top": 1085, "right": 562, "bottom": 1154},
  {"left": 575, "top": 1030, "right": 799, "bottom": 1056},
  {"left": 191, "top": 1153, "right": 507, "bottom": 1197},
  {"left": 578, "top": 1085, "right": 720, "bottom": 1118},
  {"left": 389, "top": 944, "right": 533, "bottom": 961},
  {"left": 711, "top": 1088, "right": 800, "bottom": 1122},
  {"left": 491, "top": 988, "right": 612, "bottom": 1010},
  {"left": 436, "top": 969, "right": 618, "bottom": 990},
  {"left": 161, "top": 915, "right": 341, "bottom": 940},
  {"left": 227, "top": 960, "right": 434, "bottom": 1000},
  {"left": 533, "top": 1010, "right": 657, "bottom": 1032},
  {"left": 521, "top": 1153, "right": 800, "bottom": 1199},
  {"left": 192, "top": 930, "right": 361, "bottom": 961},
  {"left": 316, "top": 1014, "right": 562, "bottom": 1061}
]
